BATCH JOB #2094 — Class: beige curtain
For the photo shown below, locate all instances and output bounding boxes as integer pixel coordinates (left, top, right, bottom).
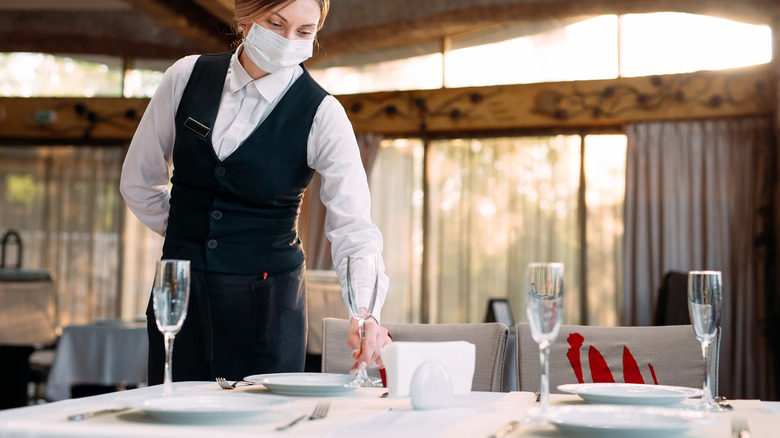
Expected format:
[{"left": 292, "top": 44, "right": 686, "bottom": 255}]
[
  {"left": 0, "top": 145, "right": 125, "bottom": 326},
  {"left": 624, "top": 117, "right": 776, "bottom": 400},
  {"left": 367, "top": 139, "right": 424, "bottom": 323},
  {"left": 426, "top": 136, "right": 583, "bottom": 324},
  {"left": 300, "top": 132, "right": 383, "bottom": 270}
]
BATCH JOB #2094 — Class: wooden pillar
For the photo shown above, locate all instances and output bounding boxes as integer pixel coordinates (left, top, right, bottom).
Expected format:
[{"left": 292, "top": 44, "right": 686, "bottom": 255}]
[{"left": 770, "top": 17, "right": 780, "bottom": 401}]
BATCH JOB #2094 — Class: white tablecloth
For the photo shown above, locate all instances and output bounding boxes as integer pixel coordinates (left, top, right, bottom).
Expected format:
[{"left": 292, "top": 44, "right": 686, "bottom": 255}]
[
  {"left": 45, "top": 321, "right": 148, "bottom": 401},
  {"left": 0, "top": 381, "right": 777, "bottom": 437}
]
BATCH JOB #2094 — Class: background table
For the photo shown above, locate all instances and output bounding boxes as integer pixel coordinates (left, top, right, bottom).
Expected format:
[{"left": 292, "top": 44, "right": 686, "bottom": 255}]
[
  {"left": 0, "top": 269, "right": 58, "bottom": 346},
  {"left": 45, "top": 321, "right": 148, "bottom": 401},
  {"left": 0, "top": 269, "right": 58, "bottom": 409}
]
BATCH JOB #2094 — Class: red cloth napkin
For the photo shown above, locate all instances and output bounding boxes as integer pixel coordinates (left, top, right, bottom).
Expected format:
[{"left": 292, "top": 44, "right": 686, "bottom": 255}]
[{"left": 378, "top": 331, "right": 392, "bottom": 387}]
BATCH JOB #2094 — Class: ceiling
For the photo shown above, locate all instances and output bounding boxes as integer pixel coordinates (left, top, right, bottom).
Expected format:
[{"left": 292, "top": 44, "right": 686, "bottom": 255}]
[{"left": 1, "top": 0, "right": 778, "bottom": 68}]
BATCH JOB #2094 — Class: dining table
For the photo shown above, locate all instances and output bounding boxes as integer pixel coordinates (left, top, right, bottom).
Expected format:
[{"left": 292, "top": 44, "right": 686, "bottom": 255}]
[
  {"left": 0, "top": 268, "right": 58, "bottom": 409},
  {"left": 0, "top": 380, "right": 777, "bottom": 437},
  {"left": 44, "top": 320, "right": 148, "bottom": 401}
]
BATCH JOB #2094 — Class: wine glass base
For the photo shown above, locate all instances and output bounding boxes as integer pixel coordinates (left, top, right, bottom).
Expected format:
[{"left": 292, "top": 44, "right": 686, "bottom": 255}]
[
  {"left": 521, "top": 406, "right": 550, "bottom": 426},
  {"left": 351, "top": 375, "right": 384, "bottom": 388},
  {"left": 695, "top": 402, "right": 731, "bottom": 413},
  {"left": 365, "top": 376, "right": 384, "bottom": 387}
]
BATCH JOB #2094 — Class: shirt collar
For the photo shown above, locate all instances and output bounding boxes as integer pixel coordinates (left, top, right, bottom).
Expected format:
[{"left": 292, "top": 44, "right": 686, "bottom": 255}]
[{"left": 229, "top": 45, "right": 297, "bottom": 103}]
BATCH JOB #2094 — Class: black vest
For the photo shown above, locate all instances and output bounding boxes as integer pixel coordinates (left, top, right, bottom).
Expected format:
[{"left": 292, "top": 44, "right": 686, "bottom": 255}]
[{"left": 162, "top": 52, "right": 329, "bottom": 275}]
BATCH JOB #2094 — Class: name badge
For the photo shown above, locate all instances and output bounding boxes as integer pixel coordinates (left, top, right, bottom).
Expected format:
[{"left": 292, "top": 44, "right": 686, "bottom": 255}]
[{"left": 183, "top": 117, "right": 211, "bottom": 138}]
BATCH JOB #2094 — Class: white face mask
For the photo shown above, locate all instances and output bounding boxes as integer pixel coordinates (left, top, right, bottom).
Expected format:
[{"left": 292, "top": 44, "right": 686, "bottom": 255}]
[{"left": 242, "top": 23, "right": 314, "bottom": 74}]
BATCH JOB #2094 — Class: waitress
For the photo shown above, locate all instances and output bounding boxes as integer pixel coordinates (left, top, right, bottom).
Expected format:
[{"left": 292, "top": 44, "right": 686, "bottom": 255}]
[{"left": 120, "top": 0, "right": 391, "bottom": 383}]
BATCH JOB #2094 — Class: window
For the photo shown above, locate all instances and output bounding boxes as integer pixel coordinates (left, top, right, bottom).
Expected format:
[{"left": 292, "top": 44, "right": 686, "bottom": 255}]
[
  {"left": 309, "top": 48, "right": 443, "bottom": 94},
  {"left": 444, "top": 15, "right": 619, "bottom": 87},
  {"left": 619, "top": 13, "right": 772, "bottom": 77},
  {"left": 370, "top": 135, "right": 627, "bottom": 325},
  {"left": 0, "top": 52, "right": 171, "bottom": 98},
  {"left": 310, "top": 13, "right": 772, "bottom": 93},
  {"left": 0, "top": 53, "right": 123, "bottom": 97}
]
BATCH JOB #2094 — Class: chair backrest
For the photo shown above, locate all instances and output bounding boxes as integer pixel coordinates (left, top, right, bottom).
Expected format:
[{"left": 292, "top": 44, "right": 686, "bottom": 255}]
[
  {"left": 515, "top": 323, "right": 704, "bottom": 392},
  {"left": 321, "top": 318, "right": 509, "bottom": 392}
]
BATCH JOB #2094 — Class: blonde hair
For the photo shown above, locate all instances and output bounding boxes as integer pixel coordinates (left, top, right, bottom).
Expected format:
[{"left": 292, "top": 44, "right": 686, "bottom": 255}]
[{"left": 234, "top": 0, "right": 329, "bottom": 31}]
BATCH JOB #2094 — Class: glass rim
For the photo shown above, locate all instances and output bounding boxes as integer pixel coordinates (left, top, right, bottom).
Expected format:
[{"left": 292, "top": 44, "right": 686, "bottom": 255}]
[
  {"left": 688, "top": 270, "right": 721, "bottom": 275},
  {"left": 157, "top": 259, "right": 190, "bottom": 264}
]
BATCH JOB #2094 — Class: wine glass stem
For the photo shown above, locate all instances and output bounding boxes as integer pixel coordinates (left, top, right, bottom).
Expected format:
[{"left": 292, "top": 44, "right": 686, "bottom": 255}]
[
  {"left": 539, "top": 342, "right": 551, "bottom": 413},
  {"left": 711, "top": 329, "right": 720, "bottom": 399},
  {"left": 700, "top": 338, "right": 713, "bottom": 407},
  {"left": 357, "top": 318, "right": 368, "bottom": 381},
  {"left": 163, "top": 332, "right": 175, "bottom": 396}
]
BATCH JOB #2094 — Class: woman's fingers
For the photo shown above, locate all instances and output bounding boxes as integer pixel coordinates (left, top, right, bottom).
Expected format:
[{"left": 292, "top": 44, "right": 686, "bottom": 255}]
[{"left": 347, "top": 317, "right": 391, "bottom": 371}]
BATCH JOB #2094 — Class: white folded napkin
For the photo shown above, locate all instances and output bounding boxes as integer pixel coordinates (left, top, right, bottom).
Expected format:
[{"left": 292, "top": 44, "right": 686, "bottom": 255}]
[{"left": 381, "top": 341, "right": 476, "bottom": 397}]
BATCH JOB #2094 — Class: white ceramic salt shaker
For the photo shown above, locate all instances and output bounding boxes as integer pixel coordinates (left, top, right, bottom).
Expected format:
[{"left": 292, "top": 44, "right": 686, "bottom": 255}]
[{"left": 410, "top": 360, "right": 453, "bottom": 410}]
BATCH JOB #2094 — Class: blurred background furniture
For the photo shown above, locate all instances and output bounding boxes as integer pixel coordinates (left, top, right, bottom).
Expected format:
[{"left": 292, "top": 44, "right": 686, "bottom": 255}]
[
  {"left": 654, "top": 270, "right": 722, "bottom": 397},
  {"left": 45, "top": 321, "right": 148, "bottom": 401},
  {"left": 322, "top": 317, "right": 509, "bottom": 391},
  {"left": 655, "top": 271, "right": 690, "bottom": 325},
  {"left": 0, "top": 229, "right": 59, "bottom": 409},
  {"left": 516, "top": 323, "right": 704, "bottom": 393},
  {"left": 304, "top": 269, "right": 348, "bottom": 372},
  {"left": 484, "top": 299, "right": 517, "bottom": 392}
]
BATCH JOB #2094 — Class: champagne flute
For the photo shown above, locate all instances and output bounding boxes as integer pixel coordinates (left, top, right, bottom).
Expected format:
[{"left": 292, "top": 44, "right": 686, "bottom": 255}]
[
  {"left": 687, "top": 270, "right": 723, "bottom": 411},
  {"left": 346, "top": 254, "right": 380, "bottom": 387},
  {"left": 525, "top": 262, "right": 564, "bottom": 421},
  {"left": 152, "top": 259, "right": 190, "bottom": 396}
]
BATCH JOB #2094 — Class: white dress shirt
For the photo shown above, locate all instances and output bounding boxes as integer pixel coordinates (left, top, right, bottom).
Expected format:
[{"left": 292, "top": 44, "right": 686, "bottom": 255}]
[{"left": 120, "top": 48, "right": 387, "bottom": 318}]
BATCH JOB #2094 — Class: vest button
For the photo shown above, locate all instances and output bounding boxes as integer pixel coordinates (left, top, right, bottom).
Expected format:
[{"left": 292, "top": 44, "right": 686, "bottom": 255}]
[
  {"left": 215, "top": 166, "right": 226, "bottom": 177},
  {"left": 207, "top": 239, "right": 218, "bottom": 249},
  {"left": 211, "top": 210, "right": 222, "bottom": 220}
]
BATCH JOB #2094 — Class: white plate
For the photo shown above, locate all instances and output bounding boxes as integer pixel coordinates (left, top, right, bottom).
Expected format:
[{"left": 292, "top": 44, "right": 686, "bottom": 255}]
[
  {"left": 546, "top": 405, "right": 717, "bottom": 437},
  {"left": 244, "top": 372, "right": 358, "bottom": 396},
  {"left": 117, "top": 393, "right": 293, "bottom": 422},
  {"left": 557, "top": 383, "right": 703, "bottom": 405}
]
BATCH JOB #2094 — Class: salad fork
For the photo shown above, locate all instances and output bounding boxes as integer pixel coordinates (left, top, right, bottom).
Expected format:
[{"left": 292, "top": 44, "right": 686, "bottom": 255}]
[
  {"left": 276, "top": 401, "right": 330, "bottom": 430},
  {"left": 309, "top": 401, "right": 330, "bottom": 420}
]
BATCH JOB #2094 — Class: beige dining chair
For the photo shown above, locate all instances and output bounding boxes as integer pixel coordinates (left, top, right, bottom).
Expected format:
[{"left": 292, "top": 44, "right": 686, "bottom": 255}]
[
  {"left": 515, "top": 323, "right": 705, "bottom": 393},
  {"left": 321, "top": 318, "right": 509, "bottom": 392}
]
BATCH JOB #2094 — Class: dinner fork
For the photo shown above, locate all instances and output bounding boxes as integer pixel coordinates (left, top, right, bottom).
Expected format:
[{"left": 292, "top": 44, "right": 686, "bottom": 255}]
[
  {"left": 731, "top": 416, "right": 750, "bottom": 438},
  {"left": 275, "top": 401, "right": 330, "bottom": 431},
  {"left": 215, "top": 377, "right": 248, "bottom": 389}
]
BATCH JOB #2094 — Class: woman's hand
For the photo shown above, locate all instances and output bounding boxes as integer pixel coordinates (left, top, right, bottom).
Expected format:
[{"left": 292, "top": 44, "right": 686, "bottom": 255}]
[{"left": 347, "top": 317, "right": 391, "bottom": 374}]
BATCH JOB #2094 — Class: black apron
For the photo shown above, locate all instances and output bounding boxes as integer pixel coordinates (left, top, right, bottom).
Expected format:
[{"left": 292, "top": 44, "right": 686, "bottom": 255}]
[{"left": 147, "top": 265, "right": 307, "bottom": 384}]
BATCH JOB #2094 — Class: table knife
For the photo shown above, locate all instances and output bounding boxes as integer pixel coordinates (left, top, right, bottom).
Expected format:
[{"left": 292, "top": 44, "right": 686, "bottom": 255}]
[
  {"left": 489, "top": 420, "right": 519, "bottom": 438},
  {"left": 67, "top": 407, "right": 130, "bottom": 421}
]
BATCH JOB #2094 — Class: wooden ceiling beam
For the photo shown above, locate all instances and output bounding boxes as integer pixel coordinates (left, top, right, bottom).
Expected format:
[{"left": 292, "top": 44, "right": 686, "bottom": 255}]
[
  {"left": 0, "top": 32, "right": 196, "bottom": 60},
  {"left": 334, "top": 65, "right": 774, "bottom": 135},
  {"left": 191, "top": 0, "right": 235, "bottom": 26},
  {"left": 0, "top": 9, "right": 202, "bottom": 59},
  {"left": 119, "top": 0, "right": 233, "bottom": 53},
  {"left": 0, "top": 66, "right": 771, "bottom": 142}
]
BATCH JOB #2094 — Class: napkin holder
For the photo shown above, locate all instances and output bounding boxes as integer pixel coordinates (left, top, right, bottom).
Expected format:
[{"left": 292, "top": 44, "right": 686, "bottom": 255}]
[{"left": 381, "top": 341, "right": 475, "bottom": 398}]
